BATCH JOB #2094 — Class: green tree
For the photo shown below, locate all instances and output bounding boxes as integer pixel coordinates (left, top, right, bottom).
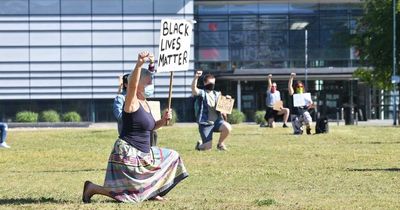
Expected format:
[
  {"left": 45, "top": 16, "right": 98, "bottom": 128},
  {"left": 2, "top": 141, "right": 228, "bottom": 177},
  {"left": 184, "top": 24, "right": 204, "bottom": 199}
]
[{"left": 352, "top": 0, "right": 400, "bottom": 90}]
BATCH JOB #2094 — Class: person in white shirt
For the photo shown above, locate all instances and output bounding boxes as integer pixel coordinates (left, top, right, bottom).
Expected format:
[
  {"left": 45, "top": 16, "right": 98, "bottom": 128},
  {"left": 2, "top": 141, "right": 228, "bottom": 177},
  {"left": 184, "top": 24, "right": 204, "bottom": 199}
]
[{"left": 264, "top": 74, "right": 290, "bottom": 128}]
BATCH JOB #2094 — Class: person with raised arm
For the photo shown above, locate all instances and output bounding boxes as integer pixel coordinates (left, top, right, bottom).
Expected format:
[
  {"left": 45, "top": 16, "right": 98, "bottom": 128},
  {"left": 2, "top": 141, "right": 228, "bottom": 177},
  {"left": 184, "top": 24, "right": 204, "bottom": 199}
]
[
  {"left": 264, "top": 74, "right": 290, "bottom": 128},
  {"left": 191, "top": 70, "right": 232, "bottom": 151},
  {"left": 83, "top": 52, "right": 188, "bottom": 203},
  {"left": 288, "top": 73, "right": 314, "bottom": 135}
]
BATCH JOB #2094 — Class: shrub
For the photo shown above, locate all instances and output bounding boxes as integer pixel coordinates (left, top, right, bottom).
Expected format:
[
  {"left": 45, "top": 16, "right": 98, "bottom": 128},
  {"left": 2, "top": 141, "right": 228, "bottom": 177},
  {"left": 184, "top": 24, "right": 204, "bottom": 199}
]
[
  {"left": 16, "top": 111, "right": 38, "bottom": 123},
  {"left": 62, "top": 112, "right": 81, "bottom": 122},
  {"left": 162, "top": 108, "right": 178, "bottom": 126},
  {"left": 39, "top": 110, "right": 60, "bottom": 122},
  {"left": 227, "top": 109, "right": 246, "bottom": 124},
  {"left": 254, "top": 110, "right": 266, "bottom": 124}
]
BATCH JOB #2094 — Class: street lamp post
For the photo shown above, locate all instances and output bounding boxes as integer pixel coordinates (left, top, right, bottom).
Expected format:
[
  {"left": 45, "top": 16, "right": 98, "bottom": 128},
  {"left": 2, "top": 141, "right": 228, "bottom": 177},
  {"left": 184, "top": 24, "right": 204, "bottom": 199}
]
[
  {"left": 393, "top": 0, "right": 397, "bottom": 125},
  {"left": 291, "top": 22, "right": 309, "bottom": 89},
  {"left": 305, "top": 29, "right": 308, "bottom": 90}
]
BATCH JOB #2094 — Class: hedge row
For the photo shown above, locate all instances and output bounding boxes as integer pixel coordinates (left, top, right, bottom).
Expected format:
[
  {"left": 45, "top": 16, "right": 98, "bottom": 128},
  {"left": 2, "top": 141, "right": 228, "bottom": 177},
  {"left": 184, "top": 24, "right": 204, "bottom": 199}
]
[{"left": 15, "top": 110, "right": 81, "bottom": 123}]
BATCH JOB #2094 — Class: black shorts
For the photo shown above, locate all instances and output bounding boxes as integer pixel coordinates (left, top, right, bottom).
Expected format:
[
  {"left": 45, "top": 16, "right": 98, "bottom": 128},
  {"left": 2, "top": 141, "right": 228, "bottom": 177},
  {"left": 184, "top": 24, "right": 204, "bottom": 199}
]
[{"left": 265, "top": 107, "right": 279, "bottom": 120}]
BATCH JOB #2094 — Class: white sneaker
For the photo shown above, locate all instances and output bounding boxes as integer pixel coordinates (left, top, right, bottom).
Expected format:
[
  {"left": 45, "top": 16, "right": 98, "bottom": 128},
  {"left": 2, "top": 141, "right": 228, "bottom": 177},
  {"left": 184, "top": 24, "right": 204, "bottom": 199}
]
[{"left": 0, "top": 142, "right": 10, "bottom": 148}]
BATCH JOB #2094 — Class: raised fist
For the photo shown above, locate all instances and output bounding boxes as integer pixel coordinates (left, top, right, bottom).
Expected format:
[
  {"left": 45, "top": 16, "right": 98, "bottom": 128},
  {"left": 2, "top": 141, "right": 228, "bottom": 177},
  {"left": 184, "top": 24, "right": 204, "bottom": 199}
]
[
  {"left": 137, "top": 51, "right": 151, "bottom": 65},
  {"left": 195, "top": 70, "right": 203, "bottom": 78}
]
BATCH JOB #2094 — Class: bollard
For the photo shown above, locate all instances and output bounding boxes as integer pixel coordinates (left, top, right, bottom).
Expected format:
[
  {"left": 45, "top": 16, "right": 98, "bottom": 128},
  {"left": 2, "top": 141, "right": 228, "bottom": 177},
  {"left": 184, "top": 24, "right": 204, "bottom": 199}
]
[
  {"left": 336, "top": 110, "right": 340, "bottom": 126},
  {"left": 355, "top": 112, "right": 358, "bottom": 125}
]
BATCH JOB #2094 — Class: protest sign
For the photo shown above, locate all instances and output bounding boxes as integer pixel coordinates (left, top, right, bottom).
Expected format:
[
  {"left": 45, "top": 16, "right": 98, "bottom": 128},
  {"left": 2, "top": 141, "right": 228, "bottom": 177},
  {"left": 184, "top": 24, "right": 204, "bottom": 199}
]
[
  {"left": 157, "top": 19, "right": 193, "bottom": 72},
  {"left": 156, "top": 19, "right": 194, "bottom": 124},
  {"left": 293, "top": 93, "right": 312, "bottom": 107},
  {"left": 216, "top": 95, "right": 235, "bottom": 114},
  {"left": 273, "top": 100, "right": 283, "bottom": 111},
  {"left": 147, "top": 101, "right": 161, "bottom": 121}
]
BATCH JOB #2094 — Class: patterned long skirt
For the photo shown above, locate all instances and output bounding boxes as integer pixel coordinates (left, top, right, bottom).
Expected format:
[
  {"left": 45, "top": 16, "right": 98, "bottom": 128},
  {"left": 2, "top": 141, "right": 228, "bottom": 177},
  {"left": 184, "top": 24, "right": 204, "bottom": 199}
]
[{"left": 103, "top": 138, "right": 188, "bottom": 202}]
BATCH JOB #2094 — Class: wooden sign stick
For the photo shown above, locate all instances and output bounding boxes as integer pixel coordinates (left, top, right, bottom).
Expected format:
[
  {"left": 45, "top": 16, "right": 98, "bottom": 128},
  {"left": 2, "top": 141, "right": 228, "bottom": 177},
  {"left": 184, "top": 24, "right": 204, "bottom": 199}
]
[{"left": 166, "top": 71, "right": 174, "bottom": 125}]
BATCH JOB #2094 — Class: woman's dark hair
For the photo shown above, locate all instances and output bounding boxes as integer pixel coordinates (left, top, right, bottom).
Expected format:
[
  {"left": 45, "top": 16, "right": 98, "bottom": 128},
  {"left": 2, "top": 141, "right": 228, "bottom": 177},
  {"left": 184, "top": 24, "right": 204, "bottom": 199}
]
[
  {"left": 122, "top": 74, "right": 130, "bottom": 91},
  {"left": 295, "top": 80, "right": 304, "bottom": 87},
  {"left": 203, "top": 74, "right": 215, "bottom": 83}
]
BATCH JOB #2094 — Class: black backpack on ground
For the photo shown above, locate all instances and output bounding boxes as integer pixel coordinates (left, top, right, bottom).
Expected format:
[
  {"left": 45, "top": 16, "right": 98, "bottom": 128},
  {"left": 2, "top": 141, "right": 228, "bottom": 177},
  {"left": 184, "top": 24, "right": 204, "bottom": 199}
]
[{"left": 315, "top": 117, "right": 329, "bottom": 134}]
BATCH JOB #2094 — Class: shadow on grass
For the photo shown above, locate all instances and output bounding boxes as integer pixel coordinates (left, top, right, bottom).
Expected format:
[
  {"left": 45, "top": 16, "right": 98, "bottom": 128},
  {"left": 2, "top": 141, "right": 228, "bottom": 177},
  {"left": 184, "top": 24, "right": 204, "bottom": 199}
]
[
  {"left": 354, "top": 141, "right": 400, "bottom": 144},
  {"left": 11, "top": 168, "right": 105, "bottom": 173},
  {"left": 347, "top": 168, "right": 400, "bottom": 172},
  {"left": 0, "top": 197, "right": 69, "bottom": 205}
]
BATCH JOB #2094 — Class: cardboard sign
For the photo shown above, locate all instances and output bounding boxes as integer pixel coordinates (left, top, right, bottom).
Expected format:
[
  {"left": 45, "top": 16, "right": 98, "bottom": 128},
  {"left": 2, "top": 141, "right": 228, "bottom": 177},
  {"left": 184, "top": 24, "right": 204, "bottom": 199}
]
[
  {"left": 293, "top": 93, "right": 312, "bottom": 107},
  {"left": 147, "top": 101, "right": 161, "bottom": 121},
  {"left": 157, "top": 19, "right": 193, "bottom": 72},
  {"left": 216, "top": 95, "right": 235, "bottom": 114},
  {"left": 273, "top": 100, "right": 283, "bottom": 111}
]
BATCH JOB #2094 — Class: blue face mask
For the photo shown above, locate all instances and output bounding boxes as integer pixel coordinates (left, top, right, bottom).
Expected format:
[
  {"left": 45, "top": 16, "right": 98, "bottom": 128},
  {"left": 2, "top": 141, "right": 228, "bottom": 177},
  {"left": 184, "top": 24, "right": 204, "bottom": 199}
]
[{"left": 144, "top": 84, "right": 154, "bottom": 98}]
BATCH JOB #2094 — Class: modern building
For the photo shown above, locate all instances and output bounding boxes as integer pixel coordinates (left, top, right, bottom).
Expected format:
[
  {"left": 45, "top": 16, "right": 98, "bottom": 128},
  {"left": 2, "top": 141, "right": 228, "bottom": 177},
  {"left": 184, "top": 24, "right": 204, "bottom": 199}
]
[{"left": 0, "top": 0, "right": 398, "bottom": 122}]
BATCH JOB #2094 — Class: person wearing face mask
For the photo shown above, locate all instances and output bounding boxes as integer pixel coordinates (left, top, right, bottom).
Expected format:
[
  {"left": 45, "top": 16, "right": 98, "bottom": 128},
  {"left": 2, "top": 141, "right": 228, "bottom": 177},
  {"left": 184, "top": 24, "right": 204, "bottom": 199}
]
[
  {"left": 191, "top": 70, "right": 232, "bottom": 151},
  {"left": 264, "top": 74, "right": 290, "bottom": 128},
  {"left": 288, "top": 73, "right": 313, "bottom": 135},
  {"left": 113, "top": 58, "right": 157, "bottom": 146},
  {"left": 83, "top": 52, "right": 188, "bottom": 203}
]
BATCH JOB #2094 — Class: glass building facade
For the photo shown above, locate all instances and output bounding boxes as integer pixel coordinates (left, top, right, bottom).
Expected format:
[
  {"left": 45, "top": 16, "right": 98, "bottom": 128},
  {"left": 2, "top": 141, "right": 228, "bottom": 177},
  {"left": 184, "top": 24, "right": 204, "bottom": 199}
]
[
  {"left": 195, "top": 1, "right": 362, "bottom": 71},
  {"left": 194, "top": 0, "right": 398, "bottom": 121}
]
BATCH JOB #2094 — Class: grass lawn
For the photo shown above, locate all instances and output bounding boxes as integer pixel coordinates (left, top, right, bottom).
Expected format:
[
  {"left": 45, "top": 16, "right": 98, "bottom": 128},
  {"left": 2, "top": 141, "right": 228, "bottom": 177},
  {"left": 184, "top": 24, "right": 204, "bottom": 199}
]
[{"left": 0, "top": 124, "right": 399, "bottom": 209}]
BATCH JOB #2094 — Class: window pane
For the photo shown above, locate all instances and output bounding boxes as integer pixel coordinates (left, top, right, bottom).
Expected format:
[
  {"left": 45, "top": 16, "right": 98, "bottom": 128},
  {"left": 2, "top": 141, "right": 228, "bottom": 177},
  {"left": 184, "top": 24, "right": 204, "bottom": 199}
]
[
  {"left": 259, "top": 16, "right": 288, "bottom": 30},
  {"left": 320, "top": 3, "right": 349, "bottom": 15},
  {"left": 198, "top": 21, "right": 228, "bottom": 32},
  {"left": 229, "top": 16, "right": 257, "bottom": 30},
  {"left": 197, "top": 4, "right": 228, "bottom": 15},
  {"left": 199, "top": 32, "right": 228, "bottom": 47},
  {"left": 228, "top": 3, "right": 258, "bottom": 15},
  {"left": 61, "top": 0, "right": 91, "bottom": 14},
  {"left": 30, "top": 0, "right": 60, "bottom": 15},
  {"left": 320, "top": 16, "right": 349, "bottom": 30},
  {"left": 230, "top": 46, "right": 258, "bottom": 61},
  {"left": 123, "top": 0, "right": 153, "bottom": 14},
  {"left": 259, "top": 31, "right": 288, "bottom": 45},
  {"left": 229, "top": 31, "right": 258, "bottom": 46},
  {"left": 154, "top": 0, "right": 183, "bottom": 14},
  {"left": 258, "top": 45, "right": 288, "bottom": 60},
  {"left": 92, "top": 0, "right": 122, "bottom": 14},
  {"left": 198, "top": 47, "right": 228, "bottom": 61},
  {"left": 0, "top": 0, "right": 28, "bottom": 14},
  {"left": 259, "top": 3, "right": 288, "bottom": 14},
  {"left": 289, "top": 3, "right": 318, "bottom": 14}
]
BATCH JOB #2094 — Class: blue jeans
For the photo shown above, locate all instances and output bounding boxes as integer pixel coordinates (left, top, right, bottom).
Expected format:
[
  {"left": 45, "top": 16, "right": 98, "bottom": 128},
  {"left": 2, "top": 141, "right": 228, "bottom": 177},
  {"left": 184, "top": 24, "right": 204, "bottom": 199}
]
[
  {"left": 198, "top": 119, "right": 224, "bottom": 143},
  {"left": 0, "top": 123, "right": 7, "bottom": 144}
]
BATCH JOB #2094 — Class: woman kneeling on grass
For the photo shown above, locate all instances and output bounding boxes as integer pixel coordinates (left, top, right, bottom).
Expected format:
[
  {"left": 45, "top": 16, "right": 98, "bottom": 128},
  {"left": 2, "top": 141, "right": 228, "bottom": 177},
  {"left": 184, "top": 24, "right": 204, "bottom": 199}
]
[{"left": 82, "top": 52, "right": 188, "bottom": 203}]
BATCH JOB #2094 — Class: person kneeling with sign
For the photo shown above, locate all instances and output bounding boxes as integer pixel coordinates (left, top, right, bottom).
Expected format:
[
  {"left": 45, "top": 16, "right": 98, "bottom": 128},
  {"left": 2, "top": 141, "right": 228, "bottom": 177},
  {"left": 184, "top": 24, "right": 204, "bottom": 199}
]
[
  {"left": 191, "top": 70, "right": 232, "bottom": 151},
  {"left": 264, "top": 74, "right": 290, "bottom": 128},
  {"left": 288, "top": 73, "right": 314, "bottom": 135},
  {"left": 82, "top": 52, "right": 188, "bottom": 203}
]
